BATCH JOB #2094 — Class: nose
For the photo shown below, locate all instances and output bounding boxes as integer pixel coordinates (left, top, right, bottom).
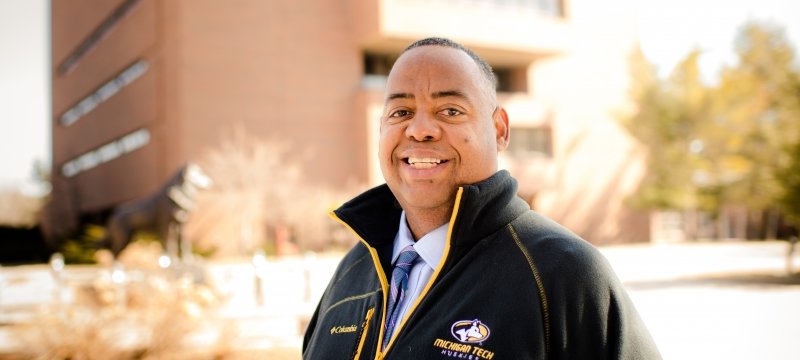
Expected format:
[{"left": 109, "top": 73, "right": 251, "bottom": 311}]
[{"left": 405, "top": 112, "right": 441, "bottom": 142}]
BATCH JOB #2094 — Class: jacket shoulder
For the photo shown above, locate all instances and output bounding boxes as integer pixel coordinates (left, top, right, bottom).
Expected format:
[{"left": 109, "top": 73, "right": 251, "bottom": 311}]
[
  {"left": 327, "top": 242, "right": 376, "bottom": 290},
  {"left": 507, "top": 211, "right": 661, "bottom": 359},
  {"left": 508, "top": 211, "right": 611, "bottom": 279}
]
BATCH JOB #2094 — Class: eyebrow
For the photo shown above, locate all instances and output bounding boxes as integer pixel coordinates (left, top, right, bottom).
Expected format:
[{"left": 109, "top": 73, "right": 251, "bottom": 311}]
[
  {"left": 386, "top": 92, "right": 413, "bottom": 101},
  {"left": 432, "top": 90, "right": 469, "bottom": 100},
  {"left": 385, "top": 90, "right": 470, "bottom": 102}
]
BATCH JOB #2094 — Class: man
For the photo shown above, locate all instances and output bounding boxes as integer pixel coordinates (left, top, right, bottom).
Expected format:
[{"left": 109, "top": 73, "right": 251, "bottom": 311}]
[{"left": 303, "top": 37, "right": 660, "bottom": 359}]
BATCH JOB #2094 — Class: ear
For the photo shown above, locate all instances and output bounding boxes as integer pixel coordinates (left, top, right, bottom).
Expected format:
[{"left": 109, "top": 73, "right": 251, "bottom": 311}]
[{"left": 493, "top": 107, "right": 510, "bottom": 151}]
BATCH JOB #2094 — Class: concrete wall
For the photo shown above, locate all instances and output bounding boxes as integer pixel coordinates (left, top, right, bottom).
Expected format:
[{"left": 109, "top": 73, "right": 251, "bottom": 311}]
[{"left": 526, "top": 0, "right": 649, "bottom": 243}]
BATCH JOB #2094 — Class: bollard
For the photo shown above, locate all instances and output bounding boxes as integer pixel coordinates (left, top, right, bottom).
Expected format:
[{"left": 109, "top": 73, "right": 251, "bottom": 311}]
[
  {"left": 788, "top": 236, "right": 798, "bottom": 275},
  {"left": 252, "top": 250, "right": 267, "bottom": 306},
  {"left": 303, "top": 251, "right": 315, "bottom": 303},
  {"left": 159, "top": 252, "right": 172, "bottom": 269},
  {"left": 49, "top": 253, "right": 65, "bottom": 306},
  {"left": 111, "top": 261, "right": 127, "bottom": 309}
]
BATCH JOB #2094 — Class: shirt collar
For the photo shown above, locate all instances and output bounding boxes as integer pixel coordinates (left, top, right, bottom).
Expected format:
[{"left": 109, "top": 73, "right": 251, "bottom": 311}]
[{"left": 392, "top": 211, "right": 448, "bottom": 270}]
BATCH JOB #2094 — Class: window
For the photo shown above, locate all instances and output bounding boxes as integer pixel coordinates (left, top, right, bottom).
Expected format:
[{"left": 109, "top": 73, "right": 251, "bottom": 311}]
[
  {"left": 362, "top": 53, "right": 399, "bottom": 89},
  {"left": 60, "top": 59, "right": 149, "bottom": 126},
  {"left": 494, "top": 66, "right": 528, "bottom": 93},
  {"left": 507, "top": 126, "right": 552, "bottom": 157},
  {"left": 61, "top": 128, "right": 151, "bottom": 177},
  {"left": 532, "top": 0, "right": 564, "bottom": 17},
  {"left": 441, "top": 0, "right": 565, "bottom": 18},
  {"left": 363, "top": 52, "right": 527, "bottom": 93},
  {"left": 363, "top": 53, "right": 398, "bottom": 76}
]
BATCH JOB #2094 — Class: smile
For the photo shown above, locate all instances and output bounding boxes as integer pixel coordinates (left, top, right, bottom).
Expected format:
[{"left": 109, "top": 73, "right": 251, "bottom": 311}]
[{"left": 404, "top": 157, "right": 448, "bottom": 169}]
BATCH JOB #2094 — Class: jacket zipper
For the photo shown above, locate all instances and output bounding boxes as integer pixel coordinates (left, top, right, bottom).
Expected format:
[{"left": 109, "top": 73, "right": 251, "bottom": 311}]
[
  {"left": 330, "top": 187, "right": 465, "bottom": 359},
  {"left": 329, "top": 213, "right": 391, "bottom": 357},
  {"left": 350, "top": 307, "right": 375, "bottom": 360}
]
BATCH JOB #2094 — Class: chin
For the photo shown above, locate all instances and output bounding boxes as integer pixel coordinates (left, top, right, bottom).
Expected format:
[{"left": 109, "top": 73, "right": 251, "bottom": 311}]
[{"left": 399, "top": 189, "right": 454, "bottom": 211}]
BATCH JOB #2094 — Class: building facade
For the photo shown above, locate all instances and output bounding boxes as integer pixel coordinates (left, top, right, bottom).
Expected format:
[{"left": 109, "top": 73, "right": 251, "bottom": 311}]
[{"left": 47, "top": 0, "right": 649, "bottom": 249}]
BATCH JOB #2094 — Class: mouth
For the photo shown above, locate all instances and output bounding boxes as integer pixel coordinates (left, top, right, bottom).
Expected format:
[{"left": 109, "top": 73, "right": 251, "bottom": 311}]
[{"left": 403, "top": 157, "right": 449, "bottom": 169}]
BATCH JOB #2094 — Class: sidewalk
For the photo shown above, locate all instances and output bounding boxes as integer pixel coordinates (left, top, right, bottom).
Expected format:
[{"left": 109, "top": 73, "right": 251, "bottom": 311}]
[{"left": 600, "top": 241, "right": 800, "bottom": 360}]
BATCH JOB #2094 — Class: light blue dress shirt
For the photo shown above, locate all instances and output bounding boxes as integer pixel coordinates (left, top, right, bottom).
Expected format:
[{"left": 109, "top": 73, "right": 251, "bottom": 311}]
[{"left": 389, "top": 211, "right": 448, "bottom": 328}]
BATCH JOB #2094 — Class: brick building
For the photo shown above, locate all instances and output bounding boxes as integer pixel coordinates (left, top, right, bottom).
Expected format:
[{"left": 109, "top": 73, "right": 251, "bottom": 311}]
[{"left": 47, "top": 0, "right": 649, "bottom": 251}]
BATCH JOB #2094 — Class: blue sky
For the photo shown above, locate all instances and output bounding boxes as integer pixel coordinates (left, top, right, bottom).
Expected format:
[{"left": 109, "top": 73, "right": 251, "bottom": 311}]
[{"left": 0, "top": 0, "right": 798, "bottom": 193}]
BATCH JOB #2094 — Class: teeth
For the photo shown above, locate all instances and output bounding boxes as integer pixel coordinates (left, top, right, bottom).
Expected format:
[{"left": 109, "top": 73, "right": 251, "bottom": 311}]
[
  {"left": 407, "top": 157, "right": 443, "bottom": 169},
  {"left": 411, "top": 162, "right": 437, "bottom": 169},
  {"left": 408, "top": 157, "right": 442, "bottom": 164}
]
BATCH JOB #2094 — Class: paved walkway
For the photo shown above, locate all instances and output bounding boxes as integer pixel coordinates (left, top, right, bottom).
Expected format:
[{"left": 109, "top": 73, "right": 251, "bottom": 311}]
[
  {"left": 1, "top": 241, "right": 798, "bottom": 359},
  {"left": 602, "top": 241, "right": 800, "bottom": 360}
]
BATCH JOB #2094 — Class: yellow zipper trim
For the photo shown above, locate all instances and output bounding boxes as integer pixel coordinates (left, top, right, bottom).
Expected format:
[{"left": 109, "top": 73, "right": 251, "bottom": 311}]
[
  {"left": 352, "top": 307, "right": 375, "bottom": 359},
  {"left": 329, "top": 187, "right": 465, "bottom": 359},
  {"left": 382, "top": 187, "right": 464, "bottom": 355},
  {"left": 329, "top": 210, "right": 391, "bottom": 357}
]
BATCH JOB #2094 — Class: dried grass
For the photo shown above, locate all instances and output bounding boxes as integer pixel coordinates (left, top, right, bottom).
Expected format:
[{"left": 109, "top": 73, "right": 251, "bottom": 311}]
[
  {"left": 185, "top": 125, "right": 363, "bottom": 256},
  {"left": 10, "top": 264, "right": 231, "bottom": 359}
]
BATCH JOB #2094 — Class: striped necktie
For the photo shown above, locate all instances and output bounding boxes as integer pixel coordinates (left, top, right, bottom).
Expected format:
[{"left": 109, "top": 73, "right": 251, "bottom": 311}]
[{"left": 383, "top": 245, "right": 419, "bottom": 349}]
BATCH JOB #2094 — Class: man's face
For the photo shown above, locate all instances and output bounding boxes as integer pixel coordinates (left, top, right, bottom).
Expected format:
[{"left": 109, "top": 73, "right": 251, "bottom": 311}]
[{"left": 379, "top": 46, "right": 509, "bottom": 216}]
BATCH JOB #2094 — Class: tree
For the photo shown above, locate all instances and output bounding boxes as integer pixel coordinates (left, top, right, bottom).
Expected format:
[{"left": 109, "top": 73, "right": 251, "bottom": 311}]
[
  {"left": 778, "top": 138, "right": 800, "bottom": 228},
  {"left": 622, "top": 21, "right": 800, "bottom": 239},
  {"left": 713, "top": 22, "right": 800, "bottom": 212},
  {"left": 622, "top": 46, "right": 713, "bottom": 211}
]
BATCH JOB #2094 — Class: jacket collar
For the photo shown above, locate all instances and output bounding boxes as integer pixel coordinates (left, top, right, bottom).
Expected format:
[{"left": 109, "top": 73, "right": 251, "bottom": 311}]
[
  {"left": 333, "top": 170, "right": 529, "bottom": 249},
  {"left": 450, "top": 170, "right": 530, "bottom": 248}
]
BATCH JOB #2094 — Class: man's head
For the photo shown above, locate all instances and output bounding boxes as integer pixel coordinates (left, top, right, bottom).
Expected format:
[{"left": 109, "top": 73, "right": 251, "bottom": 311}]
[
  {"left": 403, "top": 37, "right": 498, "bottom": 102},
  {"left": 378, "top": 37, "right": 510, "bottom": 233}
]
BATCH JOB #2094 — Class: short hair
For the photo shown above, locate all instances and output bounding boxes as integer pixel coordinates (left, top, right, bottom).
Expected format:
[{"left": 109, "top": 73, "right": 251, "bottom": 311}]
[{"left": 403, "top": 37, "right": 498, "bottom": 92}]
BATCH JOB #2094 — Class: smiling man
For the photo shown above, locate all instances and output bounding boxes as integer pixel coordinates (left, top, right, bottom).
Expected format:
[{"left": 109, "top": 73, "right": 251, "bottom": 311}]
[{"left": 302, "top": 38, "right": 660, "bottom": 359}]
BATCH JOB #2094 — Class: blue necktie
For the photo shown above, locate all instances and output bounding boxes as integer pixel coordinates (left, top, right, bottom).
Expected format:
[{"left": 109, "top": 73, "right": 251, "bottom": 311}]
[{"left": 383, "top": 245, "right": 419, "bottom": 349}]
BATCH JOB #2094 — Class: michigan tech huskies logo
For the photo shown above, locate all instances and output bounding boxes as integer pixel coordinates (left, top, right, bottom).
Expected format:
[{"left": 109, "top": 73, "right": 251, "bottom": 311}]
[
  {"left": 450, "top": 319, "right": 490, "bottom": 343},
  {"left": 433, "top": 319, "right": 495, "bottom": 359}
]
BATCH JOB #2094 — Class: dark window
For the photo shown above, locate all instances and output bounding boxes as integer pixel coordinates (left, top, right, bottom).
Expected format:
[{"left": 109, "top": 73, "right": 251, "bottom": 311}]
[
  {"left": 508, "top": 126, "right": 552, "bottom": 157},
  {"left": 494, "top": 66, "right": 528, "bottom": 93},
  {"left": 363, "top": 53, "right": 398, "bottom": 76},
  {"left": 363, "top": 53, "right": 528, "bottom": 93}
]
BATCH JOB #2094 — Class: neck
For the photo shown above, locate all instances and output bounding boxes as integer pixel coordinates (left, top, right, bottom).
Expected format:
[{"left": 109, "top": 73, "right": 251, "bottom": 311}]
[{"left": 404, "top": 205, "right": 453, "bottom": 240}]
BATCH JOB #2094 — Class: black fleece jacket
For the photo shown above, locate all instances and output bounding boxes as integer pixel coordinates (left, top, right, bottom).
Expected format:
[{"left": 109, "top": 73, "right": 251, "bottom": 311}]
[{"left": 303, "top": 171, "right": 661, "bottom": 360}]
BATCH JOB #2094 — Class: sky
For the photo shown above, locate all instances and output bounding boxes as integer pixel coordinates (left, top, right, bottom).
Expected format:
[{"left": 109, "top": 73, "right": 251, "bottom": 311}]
[
  {"left": 0, "top": 0, "right": 48, "bottom": 194},
  {"left": 0, "top": 0, "right": 799, "bottom": 194},
  {"left": 634, "top": 0, "right": 800, "bottom": 81}
]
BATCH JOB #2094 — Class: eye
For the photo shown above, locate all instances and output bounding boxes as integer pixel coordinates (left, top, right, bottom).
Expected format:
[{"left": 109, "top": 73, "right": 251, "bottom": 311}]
[
  {"left": 390, "top": 109, "right": 412, "bottom": 118},
  {"left": 440, "top": 108, "right": 463, "bottom": 117}
]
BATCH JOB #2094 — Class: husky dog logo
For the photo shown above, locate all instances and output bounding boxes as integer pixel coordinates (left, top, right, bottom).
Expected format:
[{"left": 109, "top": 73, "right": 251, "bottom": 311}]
[{"left": 450, "top": 319, "right": 490, "bottom": 343}]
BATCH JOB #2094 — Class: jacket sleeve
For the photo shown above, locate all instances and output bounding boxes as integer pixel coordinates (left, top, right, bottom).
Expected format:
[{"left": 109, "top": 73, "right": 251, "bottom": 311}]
[
  {"left": 542, "top": 239, "right": 661, "bottom": 359},
  {"left": 302, "top": 297, "right": 323, "bottom": 354}
]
